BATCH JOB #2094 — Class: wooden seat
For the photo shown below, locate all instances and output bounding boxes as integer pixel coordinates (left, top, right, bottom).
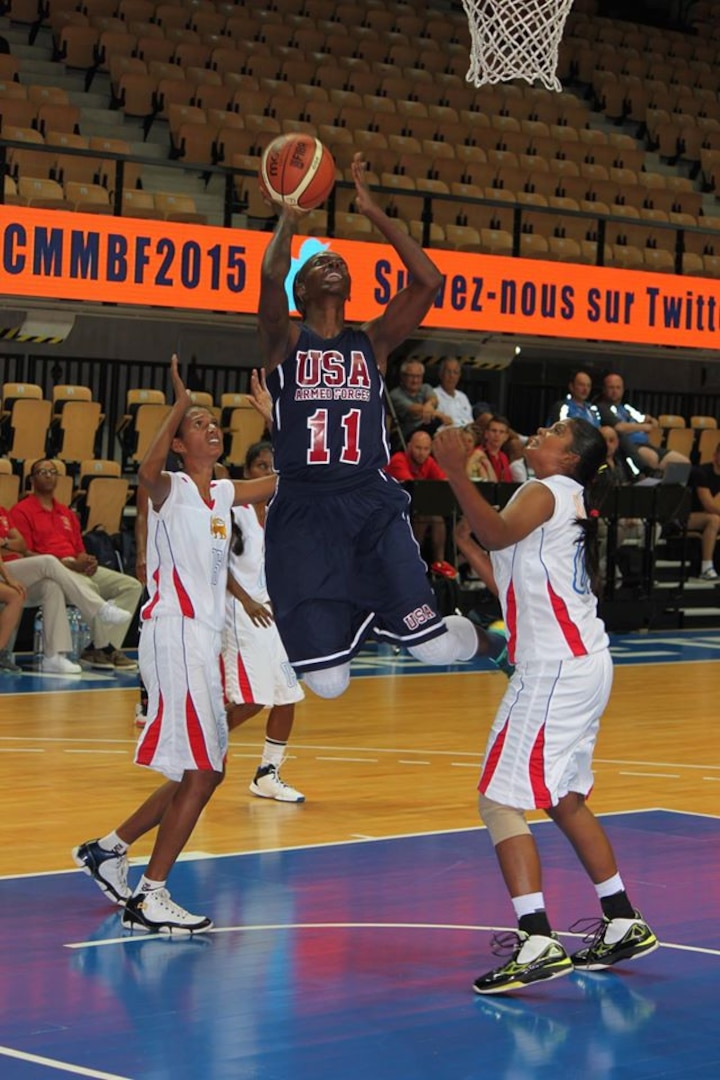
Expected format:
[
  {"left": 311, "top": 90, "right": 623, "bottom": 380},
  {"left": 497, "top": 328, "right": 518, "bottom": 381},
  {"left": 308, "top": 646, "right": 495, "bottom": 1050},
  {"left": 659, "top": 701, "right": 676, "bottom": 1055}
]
[
  {"left": 49, "top": 400, "right": 104, "bottom": 465},
  {"left": 689, "top": 415, "right": 718, "bottom": 430},
  {"left": 0, "top": 458, "right": 20, "bottom": 510},
  {"left": 223, "top": 405, "right": 268, "bottom": 470},
  {"left": 6, "top": 400, "right": 51, "bottom": 462},
  {"left": 697, "top": 428, "right": 720, "bottom": 463},
  {"left": 666, "top": 427, "right": 695, "bottom": 456},
  {"left": 116, "top": 389, "right": 170, "bottom": 468},
  {"left": 75, "top": 476, "right": 130, "bottom": 533}
]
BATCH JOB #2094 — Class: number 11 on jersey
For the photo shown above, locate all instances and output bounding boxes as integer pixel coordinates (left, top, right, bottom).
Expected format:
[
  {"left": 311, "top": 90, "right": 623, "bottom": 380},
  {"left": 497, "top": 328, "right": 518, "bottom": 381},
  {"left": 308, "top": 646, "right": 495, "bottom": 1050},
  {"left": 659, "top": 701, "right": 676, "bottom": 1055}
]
[{"left": 307, "top": 407, "right": 362, "bottom": 465}]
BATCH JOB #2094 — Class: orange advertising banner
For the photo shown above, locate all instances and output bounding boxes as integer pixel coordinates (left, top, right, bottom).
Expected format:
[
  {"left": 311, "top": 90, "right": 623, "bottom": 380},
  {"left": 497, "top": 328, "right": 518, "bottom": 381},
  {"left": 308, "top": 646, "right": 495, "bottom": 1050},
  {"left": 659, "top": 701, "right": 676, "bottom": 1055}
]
[{"left": 0, "top": 204, "right": 717, "bottom": 349}]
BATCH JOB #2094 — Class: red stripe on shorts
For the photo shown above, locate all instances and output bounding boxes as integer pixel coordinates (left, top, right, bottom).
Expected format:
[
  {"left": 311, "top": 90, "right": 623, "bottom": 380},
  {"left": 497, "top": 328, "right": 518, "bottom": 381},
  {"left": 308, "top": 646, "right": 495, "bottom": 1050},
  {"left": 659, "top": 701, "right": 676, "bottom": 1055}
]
[
  {"left": 136, "top": 691, "right": 164, "bottom": 766},
  {"left": 478, "top": 717, "right": 509, "bottom": 794},
  {"left": 546, "top": 580, "right": 587, "bottom": 656},
  {"left": 186, "top": 691, "right": 213, "bottom": 770},
  {"left": 528, "top": 722, "right": 552, "bottom": 807},
  {"left": 234, "top": 649, "right": 255, "bottom": 704}
]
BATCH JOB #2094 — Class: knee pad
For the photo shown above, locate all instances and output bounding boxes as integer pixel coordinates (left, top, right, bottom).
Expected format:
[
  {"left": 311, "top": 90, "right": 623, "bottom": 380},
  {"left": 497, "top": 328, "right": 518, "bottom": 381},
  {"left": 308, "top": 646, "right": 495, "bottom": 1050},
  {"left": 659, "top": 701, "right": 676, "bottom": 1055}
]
[
  {"left": 303, "top": 663, "right": 350, "bottom": 699},
  {"left": 478, "top": 793, "right": 530, "bottom": 846},
  {"left": 408, "top": 615, "right": 478, "bottom": 665}
]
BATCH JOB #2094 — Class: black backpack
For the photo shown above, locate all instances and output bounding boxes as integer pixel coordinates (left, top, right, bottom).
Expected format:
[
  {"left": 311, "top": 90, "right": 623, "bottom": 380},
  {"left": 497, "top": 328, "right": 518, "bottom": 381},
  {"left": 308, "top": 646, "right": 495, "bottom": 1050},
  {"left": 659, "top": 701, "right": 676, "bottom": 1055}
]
[{"left": 82, "top": 526, "right": 121, "bottom": 571}]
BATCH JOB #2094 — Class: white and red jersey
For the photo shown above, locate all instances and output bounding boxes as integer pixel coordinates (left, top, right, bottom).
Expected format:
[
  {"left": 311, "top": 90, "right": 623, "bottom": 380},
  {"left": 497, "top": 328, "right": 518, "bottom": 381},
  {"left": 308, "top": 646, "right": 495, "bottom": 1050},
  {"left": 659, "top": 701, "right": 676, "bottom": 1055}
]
[
  {"left": 490, "top": 475, "right": 608, "bottom": 664},
  {"left": 141, "top": 472, "right": 234, "bottom": 632},
  {"left": 228, "top": 504, "right": 266, "bottom": 600}
]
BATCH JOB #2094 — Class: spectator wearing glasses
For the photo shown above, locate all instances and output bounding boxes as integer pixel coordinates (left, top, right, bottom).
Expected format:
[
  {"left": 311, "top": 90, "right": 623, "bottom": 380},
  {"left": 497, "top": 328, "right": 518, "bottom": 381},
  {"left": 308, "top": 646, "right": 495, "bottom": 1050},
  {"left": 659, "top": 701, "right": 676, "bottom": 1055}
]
[{"left": 10, "top": 460, "right": 142, "bottom": 671}]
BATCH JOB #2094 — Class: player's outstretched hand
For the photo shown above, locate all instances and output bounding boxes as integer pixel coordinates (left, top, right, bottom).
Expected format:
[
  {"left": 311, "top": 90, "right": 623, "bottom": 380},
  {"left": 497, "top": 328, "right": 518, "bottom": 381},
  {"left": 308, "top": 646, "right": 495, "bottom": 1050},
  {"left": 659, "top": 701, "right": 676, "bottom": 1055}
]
[
  {"left": 350, "top": 152, "right": 377, "bottom": 216},
  {"left": 433, "top": 427, "right": 468, "bottom": 478},
  {"left": 247, "top": 368, "right": 273, "bottom": 428},
  {"left": 170, "top": 353, "right": 190, "bottom": 406}
]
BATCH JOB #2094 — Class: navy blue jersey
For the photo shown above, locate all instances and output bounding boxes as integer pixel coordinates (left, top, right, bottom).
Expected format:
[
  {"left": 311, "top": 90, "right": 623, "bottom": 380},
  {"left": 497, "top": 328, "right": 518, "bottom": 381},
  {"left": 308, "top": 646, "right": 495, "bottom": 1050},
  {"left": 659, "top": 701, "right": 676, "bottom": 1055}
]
[{"left": 266, "top": 325, "right": 390, "bottom": 484}]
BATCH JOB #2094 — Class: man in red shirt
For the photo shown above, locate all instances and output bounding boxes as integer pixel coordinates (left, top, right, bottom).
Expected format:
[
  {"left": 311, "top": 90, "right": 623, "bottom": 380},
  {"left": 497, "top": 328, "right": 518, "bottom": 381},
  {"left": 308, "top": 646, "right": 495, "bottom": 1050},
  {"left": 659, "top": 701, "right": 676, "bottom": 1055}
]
[
  {"left": 386, "top": 430, "right": 451, "bottom": 570},
  {"left": 483, "top": 415, "right": 514, "bottom": 483},
  {"left": 10, "top": 461, "right": 142, "bottom": 670}
]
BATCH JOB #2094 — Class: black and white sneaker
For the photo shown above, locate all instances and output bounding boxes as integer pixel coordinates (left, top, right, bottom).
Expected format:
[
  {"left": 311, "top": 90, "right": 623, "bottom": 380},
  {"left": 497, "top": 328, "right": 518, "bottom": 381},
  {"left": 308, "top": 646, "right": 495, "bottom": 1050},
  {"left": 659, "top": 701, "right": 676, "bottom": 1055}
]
[
  {"left": 122, "top": 889, "right": 213, "bottom": 935},
  {"left": 570, "top": 912, "right": 658, "bottom": 970},
  {"left": 72, "top": 839, "right": 130, "bottom": 906},
  {"left": 250, "top": 763, "right": 305, "bottom": 802},
  {"left": 473, "top": 931, "right": 573, "bottom": 995}
]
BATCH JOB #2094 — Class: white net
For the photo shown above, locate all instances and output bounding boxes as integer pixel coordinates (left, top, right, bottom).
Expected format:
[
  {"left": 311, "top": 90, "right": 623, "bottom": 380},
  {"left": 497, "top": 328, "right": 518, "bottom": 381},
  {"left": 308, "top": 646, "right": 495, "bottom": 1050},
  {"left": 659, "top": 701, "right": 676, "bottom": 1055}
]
[{"left": 462, "top": 0, "right": 575, "bottom": 92}]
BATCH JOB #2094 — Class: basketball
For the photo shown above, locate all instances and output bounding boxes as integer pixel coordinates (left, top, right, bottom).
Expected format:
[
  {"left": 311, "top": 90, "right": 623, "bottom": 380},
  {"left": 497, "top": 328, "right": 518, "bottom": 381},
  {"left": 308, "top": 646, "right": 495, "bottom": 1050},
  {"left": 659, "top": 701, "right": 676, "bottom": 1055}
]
[{"left": 259, "top": 134, "right": 336, "bottom": 211}]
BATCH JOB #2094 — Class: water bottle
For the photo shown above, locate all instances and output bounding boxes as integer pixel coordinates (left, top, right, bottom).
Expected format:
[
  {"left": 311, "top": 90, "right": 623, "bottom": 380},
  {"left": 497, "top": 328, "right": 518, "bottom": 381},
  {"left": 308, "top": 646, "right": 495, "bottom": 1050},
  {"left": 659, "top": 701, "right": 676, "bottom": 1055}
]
[
  {"left": 78, "top": 615, "right": 92, "bottom": 658},
  {"left": 68, "top": 607, "right": 81, "bottom": 661},
  {"left": 33, "top": 611, "right": 44, "bottom": 668}
]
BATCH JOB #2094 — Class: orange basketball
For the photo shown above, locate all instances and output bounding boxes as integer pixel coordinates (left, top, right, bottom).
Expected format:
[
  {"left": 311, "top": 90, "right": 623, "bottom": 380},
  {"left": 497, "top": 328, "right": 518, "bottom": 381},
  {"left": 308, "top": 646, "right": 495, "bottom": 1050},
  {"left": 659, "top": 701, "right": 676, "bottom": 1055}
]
[{"left": 259, "top": 134, "right": 336, "bottom": 211}]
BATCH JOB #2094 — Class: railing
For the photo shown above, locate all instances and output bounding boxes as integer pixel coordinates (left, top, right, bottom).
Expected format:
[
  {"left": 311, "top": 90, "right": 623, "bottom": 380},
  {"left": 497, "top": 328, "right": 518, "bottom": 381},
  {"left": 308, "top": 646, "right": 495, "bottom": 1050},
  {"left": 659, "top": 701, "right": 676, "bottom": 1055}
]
[{"left": 1, "top": 135, "right": 716, "bottom": 274}]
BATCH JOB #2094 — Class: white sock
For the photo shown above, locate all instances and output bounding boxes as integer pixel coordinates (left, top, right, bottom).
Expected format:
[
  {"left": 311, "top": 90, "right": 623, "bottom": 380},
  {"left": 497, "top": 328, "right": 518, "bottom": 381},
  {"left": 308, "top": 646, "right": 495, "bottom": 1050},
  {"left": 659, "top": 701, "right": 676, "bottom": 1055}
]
[
  {"left": 512, "top": 892, "right": 546, "bottom": 919},
  {"left": 135, "top": 875, "right": 165, "bottom": 896},
  {"left": 594, "top": 872, "right": 625, "bottom": 899},
  {"left": 701, "top": 560, "right": 714, "bottom": 572},
  {"left": 261, "top": 738, "right": 286, "bottom": 769},
  {"left": 99, "top": 830, "right": 128, "bottom": 855}
]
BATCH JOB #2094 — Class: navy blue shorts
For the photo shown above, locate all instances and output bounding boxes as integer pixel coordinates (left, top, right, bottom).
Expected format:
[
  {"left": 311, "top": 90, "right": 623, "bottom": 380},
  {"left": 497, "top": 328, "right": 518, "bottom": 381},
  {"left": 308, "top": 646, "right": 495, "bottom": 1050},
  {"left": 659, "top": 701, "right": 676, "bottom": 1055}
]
[{"left": 264, "top": 471, "right": 446, "bottom": 671}]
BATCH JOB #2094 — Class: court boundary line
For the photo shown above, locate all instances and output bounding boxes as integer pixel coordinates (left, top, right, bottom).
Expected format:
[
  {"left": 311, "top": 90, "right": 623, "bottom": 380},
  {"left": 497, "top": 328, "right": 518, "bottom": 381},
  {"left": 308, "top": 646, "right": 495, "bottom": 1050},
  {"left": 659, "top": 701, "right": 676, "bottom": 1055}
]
[
  {"left": 62, "top": 921, "right": 720, "bottom": 959},
  {"left": 0, "top": 1045, "right": 131, "bottom": 1079},
  {"left": 1, "top": 807, "right": 716, "bottom": 884}
]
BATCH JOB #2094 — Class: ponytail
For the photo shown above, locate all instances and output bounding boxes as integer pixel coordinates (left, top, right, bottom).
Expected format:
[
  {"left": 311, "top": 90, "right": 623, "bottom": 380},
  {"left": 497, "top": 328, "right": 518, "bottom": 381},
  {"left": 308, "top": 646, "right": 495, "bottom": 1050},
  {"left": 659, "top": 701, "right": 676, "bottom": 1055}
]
[{"left": 568, "top": 419, "right": 610, "bottom": 596}]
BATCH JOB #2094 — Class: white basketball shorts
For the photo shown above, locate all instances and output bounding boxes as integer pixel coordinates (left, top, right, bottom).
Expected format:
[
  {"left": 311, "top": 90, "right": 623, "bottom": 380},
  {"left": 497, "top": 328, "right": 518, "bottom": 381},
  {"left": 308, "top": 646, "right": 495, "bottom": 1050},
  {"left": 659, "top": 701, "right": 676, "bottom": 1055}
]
[
  {"left": 222, "top": 596, "right": 304, "bottom": 708},
  {"left": 479, "top": 649, "right": 614, "bottom": 809},
  {"left": 136, "top": 617, "right": 227, "bottom": 782}
]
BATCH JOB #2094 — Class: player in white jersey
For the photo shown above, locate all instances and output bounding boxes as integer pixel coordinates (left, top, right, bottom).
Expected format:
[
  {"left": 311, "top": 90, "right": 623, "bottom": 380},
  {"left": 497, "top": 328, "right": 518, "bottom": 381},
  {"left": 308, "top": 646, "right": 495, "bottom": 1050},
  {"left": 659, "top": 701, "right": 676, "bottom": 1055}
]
[
  {"left": 434, "top": 418, "right": 657, "bottom": 995},
  {"left": 73, "top": 357, "right": 276, "bottom": 935},
  {"left": 222, "top": 441, "right": 305, "bottom": 803}
]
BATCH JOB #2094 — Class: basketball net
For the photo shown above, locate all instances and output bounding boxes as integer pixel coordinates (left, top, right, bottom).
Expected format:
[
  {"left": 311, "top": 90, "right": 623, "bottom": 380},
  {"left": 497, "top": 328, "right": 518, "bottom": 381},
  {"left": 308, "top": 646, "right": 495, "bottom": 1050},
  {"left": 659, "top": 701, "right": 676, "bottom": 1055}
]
[{"left": 462, "top": 0, "right": 574, "bottom": 92}]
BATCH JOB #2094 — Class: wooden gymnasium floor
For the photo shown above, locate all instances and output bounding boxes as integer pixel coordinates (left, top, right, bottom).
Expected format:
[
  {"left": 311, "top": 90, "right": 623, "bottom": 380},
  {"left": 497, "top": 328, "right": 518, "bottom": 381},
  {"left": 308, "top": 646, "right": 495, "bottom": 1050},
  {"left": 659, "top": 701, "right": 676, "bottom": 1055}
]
[{"left": 0, "top": 631, "right": 718, "bottom": 1079}]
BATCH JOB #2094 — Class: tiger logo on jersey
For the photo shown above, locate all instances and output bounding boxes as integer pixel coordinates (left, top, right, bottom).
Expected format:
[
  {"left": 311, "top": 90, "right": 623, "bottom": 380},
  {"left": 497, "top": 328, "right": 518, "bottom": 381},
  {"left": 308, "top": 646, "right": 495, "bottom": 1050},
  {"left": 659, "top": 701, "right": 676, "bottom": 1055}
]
[{"left": 210, "top": 516, "right": 227, "bottom": 540}]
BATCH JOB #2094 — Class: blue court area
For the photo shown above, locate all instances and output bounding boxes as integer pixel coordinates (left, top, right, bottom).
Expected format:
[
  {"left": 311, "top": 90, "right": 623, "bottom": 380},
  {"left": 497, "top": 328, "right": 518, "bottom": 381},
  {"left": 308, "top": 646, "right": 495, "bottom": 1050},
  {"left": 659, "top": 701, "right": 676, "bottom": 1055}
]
[
  {"left": 0, "top": 810, "right": 718, "bottom": 1079},
  {"left": 1, "top": 629, "right": 719, "bottom": 696}
]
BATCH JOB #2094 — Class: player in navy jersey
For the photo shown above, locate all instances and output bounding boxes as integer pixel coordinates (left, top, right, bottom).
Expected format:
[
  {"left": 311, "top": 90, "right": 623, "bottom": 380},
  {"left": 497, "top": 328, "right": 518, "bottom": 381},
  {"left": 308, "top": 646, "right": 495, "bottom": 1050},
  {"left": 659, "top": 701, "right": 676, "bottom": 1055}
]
[{"left": 258, "top": 152, "right": 506, "bottom": 699}]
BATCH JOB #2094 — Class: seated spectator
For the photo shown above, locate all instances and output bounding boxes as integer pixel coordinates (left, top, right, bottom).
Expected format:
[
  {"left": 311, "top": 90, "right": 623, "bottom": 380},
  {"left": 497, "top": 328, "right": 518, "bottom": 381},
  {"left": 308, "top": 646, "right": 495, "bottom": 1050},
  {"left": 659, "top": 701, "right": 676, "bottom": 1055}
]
[
  {"left": 433, "top": 358, "right": 474, "bottom": 428},
  {"left": 389, "top": 359, "right": 453, "bottom": 441},
  {"left": 10, "top": 460, "right": 142, "bottom": 671},
  {"left": 601, "top": 425, "right": 642, "bottom": 485},
  {"left": 386, "top": 430, "right": 449, "bottom": 568},
  {"left": 596, "top": 372, "right": 690, "bottom": 475},
  {"left": 505, "top": 433, "right": 530, "bottom": 483},
  {"left": 598, "top": 426, "right": 644, "bottom": 556},
  {"left": 687, "top": 440, "right": 720, "bottom": 581},
  {"left": 483, "top": 415, "right": 514, "bottom": 482},
  {"left": 461, "top": 425, "right": 497, "bottom": 481},
  {"left": 547, "top": 369, "right": 602, "bottom": 428},
  {"left": 0, "top": 504, "right": 132, "bottom": 674}
]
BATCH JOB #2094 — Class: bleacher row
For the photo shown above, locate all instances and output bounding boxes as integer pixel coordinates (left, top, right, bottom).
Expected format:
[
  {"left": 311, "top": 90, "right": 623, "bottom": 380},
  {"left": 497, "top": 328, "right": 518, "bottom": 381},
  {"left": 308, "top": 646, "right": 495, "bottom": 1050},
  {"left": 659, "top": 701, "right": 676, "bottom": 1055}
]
[
  {"left": 0, "top": 381, "right": 266, "bottom": 529},
  {"left": 642, "top": 412, "right": 719, "bottom": 462},
  {"left": 2, "top": 0, "right": 720, "bottom": 270}
]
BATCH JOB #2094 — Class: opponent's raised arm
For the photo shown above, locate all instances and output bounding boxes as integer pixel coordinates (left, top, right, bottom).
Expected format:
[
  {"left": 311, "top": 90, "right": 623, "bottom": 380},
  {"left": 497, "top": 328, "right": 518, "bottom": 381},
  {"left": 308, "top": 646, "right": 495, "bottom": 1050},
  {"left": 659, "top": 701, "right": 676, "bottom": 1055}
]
[
  {"left": 258, "top": 206, "right": 306, "bottom": 372},
  {"left": 433, "top": 428, "right": 554, "bottom": 550},
  {"left": 352, "top": 154, "right": 443, "bottom": 363}
]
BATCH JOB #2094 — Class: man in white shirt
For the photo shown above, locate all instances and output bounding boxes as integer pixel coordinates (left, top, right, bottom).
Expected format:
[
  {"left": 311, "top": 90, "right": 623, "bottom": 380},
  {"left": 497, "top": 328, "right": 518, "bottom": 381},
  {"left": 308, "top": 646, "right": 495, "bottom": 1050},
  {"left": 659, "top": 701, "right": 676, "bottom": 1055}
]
[{"left": 433, "top": 358, "right": 474, "bottom": 428}]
